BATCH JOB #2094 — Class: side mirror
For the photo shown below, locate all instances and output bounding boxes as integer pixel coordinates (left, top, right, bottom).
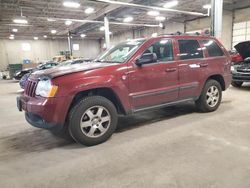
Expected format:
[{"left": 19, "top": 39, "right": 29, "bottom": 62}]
[{"left": 135, "top": 53, "right": 157, "bottom": 67}]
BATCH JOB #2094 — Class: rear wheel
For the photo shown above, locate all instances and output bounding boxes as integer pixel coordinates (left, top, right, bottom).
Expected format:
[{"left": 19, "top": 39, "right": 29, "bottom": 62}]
[
  {"left": 231, "top": 81, "right": 243, "bottom": 88},
  {"left": 68, "top": 96, "right": 118, "bottom": 146},
  {"left": 196, "top": 79, "right": 222, "bottom": 112}
]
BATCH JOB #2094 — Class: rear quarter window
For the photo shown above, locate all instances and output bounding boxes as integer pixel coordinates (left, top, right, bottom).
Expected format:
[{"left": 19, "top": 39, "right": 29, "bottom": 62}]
[
  {"left": 202, "top": 40, "right": 224, "bottom": 57},
  {"left": 178, "top": 39, "right": 204, "bottom": 60}
]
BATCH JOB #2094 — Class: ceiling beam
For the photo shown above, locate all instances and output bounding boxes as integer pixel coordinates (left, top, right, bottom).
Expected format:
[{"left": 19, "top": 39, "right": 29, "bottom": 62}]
[{"left": 93, "top": 0, "right": 207, "bottom": 16}]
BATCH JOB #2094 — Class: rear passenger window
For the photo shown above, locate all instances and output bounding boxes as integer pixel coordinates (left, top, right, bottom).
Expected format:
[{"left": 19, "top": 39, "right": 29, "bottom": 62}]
[
  {"left": 178, "top": 40, "right": 204, "bottom": 60},
  {"left": 202, "top": 40, "right": 224, "bottom": 57}
]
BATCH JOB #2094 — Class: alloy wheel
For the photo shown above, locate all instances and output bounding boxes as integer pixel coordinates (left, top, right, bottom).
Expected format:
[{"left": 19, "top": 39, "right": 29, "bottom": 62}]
[
  {"left": 206, "top": 86, "right": 220, "bottom": 108},
  {"left": 80, "top": 106, "right": 111, "bottom": 138}
]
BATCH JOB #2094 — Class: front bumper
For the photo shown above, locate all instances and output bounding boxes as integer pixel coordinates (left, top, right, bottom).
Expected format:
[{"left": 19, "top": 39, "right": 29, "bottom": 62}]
[
  {"left": 17, "top": 95, "right": 71, "bottom": 130},
  {"left": 25, "top": 112, "right": 63, "bottom": 131},
  {"left": 232, "top": 73, "right": 250, "bottom": 82}
]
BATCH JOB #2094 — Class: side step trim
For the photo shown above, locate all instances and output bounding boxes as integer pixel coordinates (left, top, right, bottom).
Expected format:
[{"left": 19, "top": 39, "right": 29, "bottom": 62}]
[{"left": 132, "top": 98, "right": 195, "bottom": 113}]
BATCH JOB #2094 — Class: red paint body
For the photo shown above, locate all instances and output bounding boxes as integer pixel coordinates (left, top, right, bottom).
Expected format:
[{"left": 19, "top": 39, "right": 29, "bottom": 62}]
[{"left": 19, "top": 35, "right": 232, "bottom": 129}]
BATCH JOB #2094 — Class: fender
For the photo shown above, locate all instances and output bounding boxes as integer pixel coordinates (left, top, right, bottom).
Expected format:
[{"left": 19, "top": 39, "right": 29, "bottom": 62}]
[{"left": 52, "top": 70, "right": 131, "bottom": 113}]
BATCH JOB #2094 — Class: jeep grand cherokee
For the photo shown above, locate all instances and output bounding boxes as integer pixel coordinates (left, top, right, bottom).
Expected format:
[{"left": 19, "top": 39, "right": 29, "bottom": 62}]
[{"left": 17, "top": 35, "right": 232, "bottom": 146}]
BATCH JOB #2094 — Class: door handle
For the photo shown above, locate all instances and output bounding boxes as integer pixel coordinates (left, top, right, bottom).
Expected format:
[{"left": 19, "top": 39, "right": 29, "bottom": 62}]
[
  {"left": 165, "top": 68, "right": 177, "bottom": 72},
  {"left": 199, "top": 63, "right": 208, "bottom": 68}
]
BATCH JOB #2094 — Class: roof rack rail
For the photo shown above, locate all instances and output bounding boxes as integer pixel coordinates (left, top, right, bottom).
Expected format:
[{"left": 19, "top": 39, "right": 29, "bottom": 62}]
[{"left": 158, "top": 30, "right": 210, "bottom": 37}]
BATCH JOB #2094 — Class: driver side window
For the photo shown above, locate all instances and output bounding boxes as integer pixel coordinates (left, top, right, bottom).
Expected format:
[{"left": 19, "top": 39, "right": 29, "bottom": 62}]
[{"left": 143, "top": 39, "right": 174, "bottom": 63}]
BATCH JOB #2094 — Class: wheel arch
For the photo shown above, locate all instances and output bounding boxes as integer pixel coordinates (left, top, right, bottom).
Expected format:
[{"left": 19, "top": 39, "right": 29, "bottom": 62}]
[
  {"left": 206, "top": 74, "right": 226, "bottom": 91},
  {"left": 68, "top": 87, "right": 126, "bottom": 116}
]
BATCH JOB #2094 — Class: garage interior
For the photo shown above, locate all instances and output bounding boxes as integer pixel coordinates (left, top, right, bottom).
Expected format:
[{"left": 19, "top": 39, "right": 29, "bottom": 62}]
[{"left": 0, "top": 0, "right": 250, "bottom": 187}]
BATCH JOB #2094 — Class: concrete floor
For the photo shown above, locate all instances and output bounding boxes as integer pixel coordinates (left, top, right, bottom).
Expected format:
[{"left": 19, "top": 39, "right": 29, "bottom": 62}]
[{"left": 0, "top": 80, "right": 250, "bottom": 188}]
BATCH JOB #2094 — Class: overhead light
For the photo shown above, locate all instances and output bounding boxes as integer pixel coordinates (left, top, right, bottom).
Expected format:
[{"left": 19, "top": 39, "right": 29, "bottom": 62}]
[
  {"left": 43, "top": 35, "right": 47, "bottom": 38},
  {"left": 70, "top": 36, "right": 73, "bottom": 39},
  {"left": 34, "top": 37, "right": 38, "bottom": 40},
  {"left": 155, "top": 16, "right": 166, "bottom": 21},
  {"left": 47, "top": 18, "right": 56, "bottom": 22},
  {"left": 159, "top": 23, "right": 164, "bottom": 28},
  {"left": 9, "top": 36, "right": 14, "bottom": 40},
  {"left": 152, "top": 33, "right": 158, "bottom": 37},
  {"left": 22, "top": 43, "right": 31, "bottom": 51},
  {"left": 12, "top": 28, "right": 18, "bottom": 32},
  {"left": 80, "top": 34, "right": 86, "bottom": 38},
  {"left": 109, "top": 31, "right": 112, "bottom": 35},
  {"left": 13, "top": 18, "right": 28, "bottom": 24},
  {"left": 10, "top": 34, "right": 14, "bottom": 37},
  {"left": 85, "top": 7, "right": 94, "bottom": 14},
  {"left": 73, "top": 44, "right": 80, "bottom": 51},
  {"left": 147, "top": 11, "right": 160, "bottom": 16},
  {"left": 51, "top": 30, "right": 57, "bottom": 34},
  {"left": 203, "top": 4, "right": 211, "bottom": 9},
  {"left": 63, "top": 1, "right": 80, "bottom": 8},
  {"left": 100, "top": 26, "right": 105, "bottom": 31},
  {"left": 123, "top": 16, "right": 133, "bottom": 23},
  {"left": 65, "top": 20, "right": 72, "bottom": 25},
  {"left": 163, "top": 0, "right": 178, "bottom": 8}
]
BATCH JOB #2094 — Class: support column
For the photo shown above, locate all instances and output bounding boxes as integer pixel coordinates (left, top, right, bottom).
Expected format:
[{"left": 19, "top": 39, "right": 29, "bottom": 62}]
[
  {"left": 67, "top": 31, "right": 72, "bottom": 57},
  {"left": 211, "top": 0, "right": 223, "bottom": 39},
  {"left": 104, "top": 16, "right": 110, "bottom": 49}
]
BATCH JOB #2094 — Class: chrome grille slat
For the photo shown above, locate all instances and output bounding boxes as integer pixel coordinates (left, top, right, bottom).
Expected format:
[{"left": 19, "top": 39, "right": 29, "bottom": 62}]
[{"left": 24, "top": 80, "right": 38, "bottom": 97}]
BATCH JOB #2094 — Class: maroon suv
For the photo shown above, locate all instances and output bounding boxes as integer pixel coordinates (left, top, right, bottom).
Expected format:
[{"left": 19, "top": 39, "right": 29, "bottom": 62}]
[{"left": 17, "top": 35, "right": 232, "bottom": 146}]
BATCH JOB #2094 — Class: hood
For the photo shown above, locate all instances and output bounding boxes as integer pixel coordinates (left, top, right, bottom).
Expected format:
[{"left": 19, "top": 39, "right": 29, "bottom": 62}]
[
  {"left": 31, "top": 61, "right": 118, "bottom": 79},
  {"left": 234, "top": 41, "right": 250, "bottom": 60}
]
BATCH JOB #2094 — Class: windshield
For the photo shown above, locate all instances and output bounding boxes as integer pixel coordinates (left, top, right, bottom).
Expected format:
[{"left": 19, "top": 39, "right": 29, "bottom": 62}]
[{"left": 95, "top": 39, "right": 146, "bottom": 63}]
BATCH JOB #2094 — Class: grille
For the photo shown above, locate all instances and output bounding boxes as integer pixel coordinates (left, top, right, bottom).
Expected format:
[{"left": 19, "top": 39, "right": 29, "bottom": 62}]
[
  {"left": 25, "top": 80, "right": 37, "bottom": 97},
  {"left": 237, "top": 69, "right": 250, "bottom": 73}
]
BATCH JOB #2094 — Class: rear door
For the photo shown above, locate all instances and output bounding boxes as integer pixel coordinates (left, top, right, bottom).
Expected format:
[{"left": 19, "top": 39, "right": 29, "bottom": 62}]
[
  {"left": 128, "top": 38, "right": 179, "bottom": 110},
  {"left": 201, "top": 39, "right": 230, "bottom": 74},
  {"left": 176, "top": 39, "right": 207, "bottom": 99}
]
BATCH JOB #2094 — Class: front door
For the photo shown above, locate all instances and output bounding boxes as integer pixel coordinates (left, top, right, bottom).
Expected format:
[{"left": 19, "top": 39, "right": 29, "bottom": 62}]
[{"left": 128, "top": 39, "right": 179, "bottom": 110}]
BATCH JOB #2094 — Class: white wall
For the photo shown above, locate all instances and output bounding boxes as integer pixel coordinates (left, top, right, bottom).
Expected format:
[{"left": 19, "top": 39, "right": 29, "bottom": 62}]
[
  {"left": 109, "top": 22, "right": 185, "bottom": 46},
  {"left": 0, "top": 39, "right": 100, "bottom": 71}
]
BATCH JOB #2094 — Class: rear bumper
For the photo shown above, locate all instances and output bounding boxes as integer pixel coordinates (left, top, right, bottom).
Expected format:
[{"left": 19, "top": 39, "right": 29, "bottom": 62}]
[
  {"left": 232, "top": 73, "right": 250, "bottom": 82},
  {"left": 17, "top": 95, "right": 71, "bottom": 130}
]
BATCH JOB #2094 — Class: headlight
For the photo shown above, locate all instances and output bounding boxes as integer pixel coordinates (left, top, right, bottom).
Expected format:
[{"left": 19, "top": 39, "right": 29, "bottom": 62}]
[
  {"left": 231, "top": 66, "right": 235, "bottom": 72},
  {"left": 35, "top": 78, "right": 58, "bottom": 97},
  {"left": 15, "top": 71, "right": 21, "bottom": 76}
]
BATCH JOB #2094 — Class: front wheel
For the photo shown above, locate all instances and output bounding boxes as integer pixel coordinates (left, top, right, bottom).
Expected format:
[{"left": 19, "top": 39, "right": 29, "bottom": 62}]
[
  {"left": 68, "top": 96, "right": 118, "bottom": 146},
  {"left": 231, "top": 81, "right": 243, "bottom": 88},
  {"left": 196, "top": 79, "right": 222, "bottom": 112}
]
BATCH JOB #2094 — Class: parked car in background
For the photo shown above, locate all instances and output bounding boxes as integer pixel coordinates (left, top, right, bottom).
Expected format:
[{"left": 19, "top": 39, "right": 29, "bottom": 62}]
[
  {"left": 17, "top": 35, "right": 231, "bottom": 146},
  {"left": 18, "top": 61, "right": 58, "bottom": 89},
  {"left": 229, "top": 50, "right": 243, "bottom": 64},
  {"left": 231, "top": 41, "right": 250, "bottom": 87},
  {"left": 19, "top": 59, "right": 90, "bottom": 88},
  {"left": 15, "top": 61, "right": 58, "bottom": 80},
  {"left": 14, "top": 68, "right": 33, "bottom": 80}
]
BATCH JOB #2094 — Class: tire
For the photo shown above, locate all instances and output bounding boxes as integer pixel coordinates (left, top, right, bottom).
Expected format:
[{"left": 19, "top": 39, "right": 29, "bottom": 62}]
[
  {"left": 50, "top": 125, "right": 74, "bottom": 141},
  {"left": 231, "top": 81, "right": 243, "bottom": 88},
  {"left": 195, "top": 79, "right": 222, "bottom": 112},
  {"left": 68, "top": 96, "right": 118, "bottom": 146}
]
